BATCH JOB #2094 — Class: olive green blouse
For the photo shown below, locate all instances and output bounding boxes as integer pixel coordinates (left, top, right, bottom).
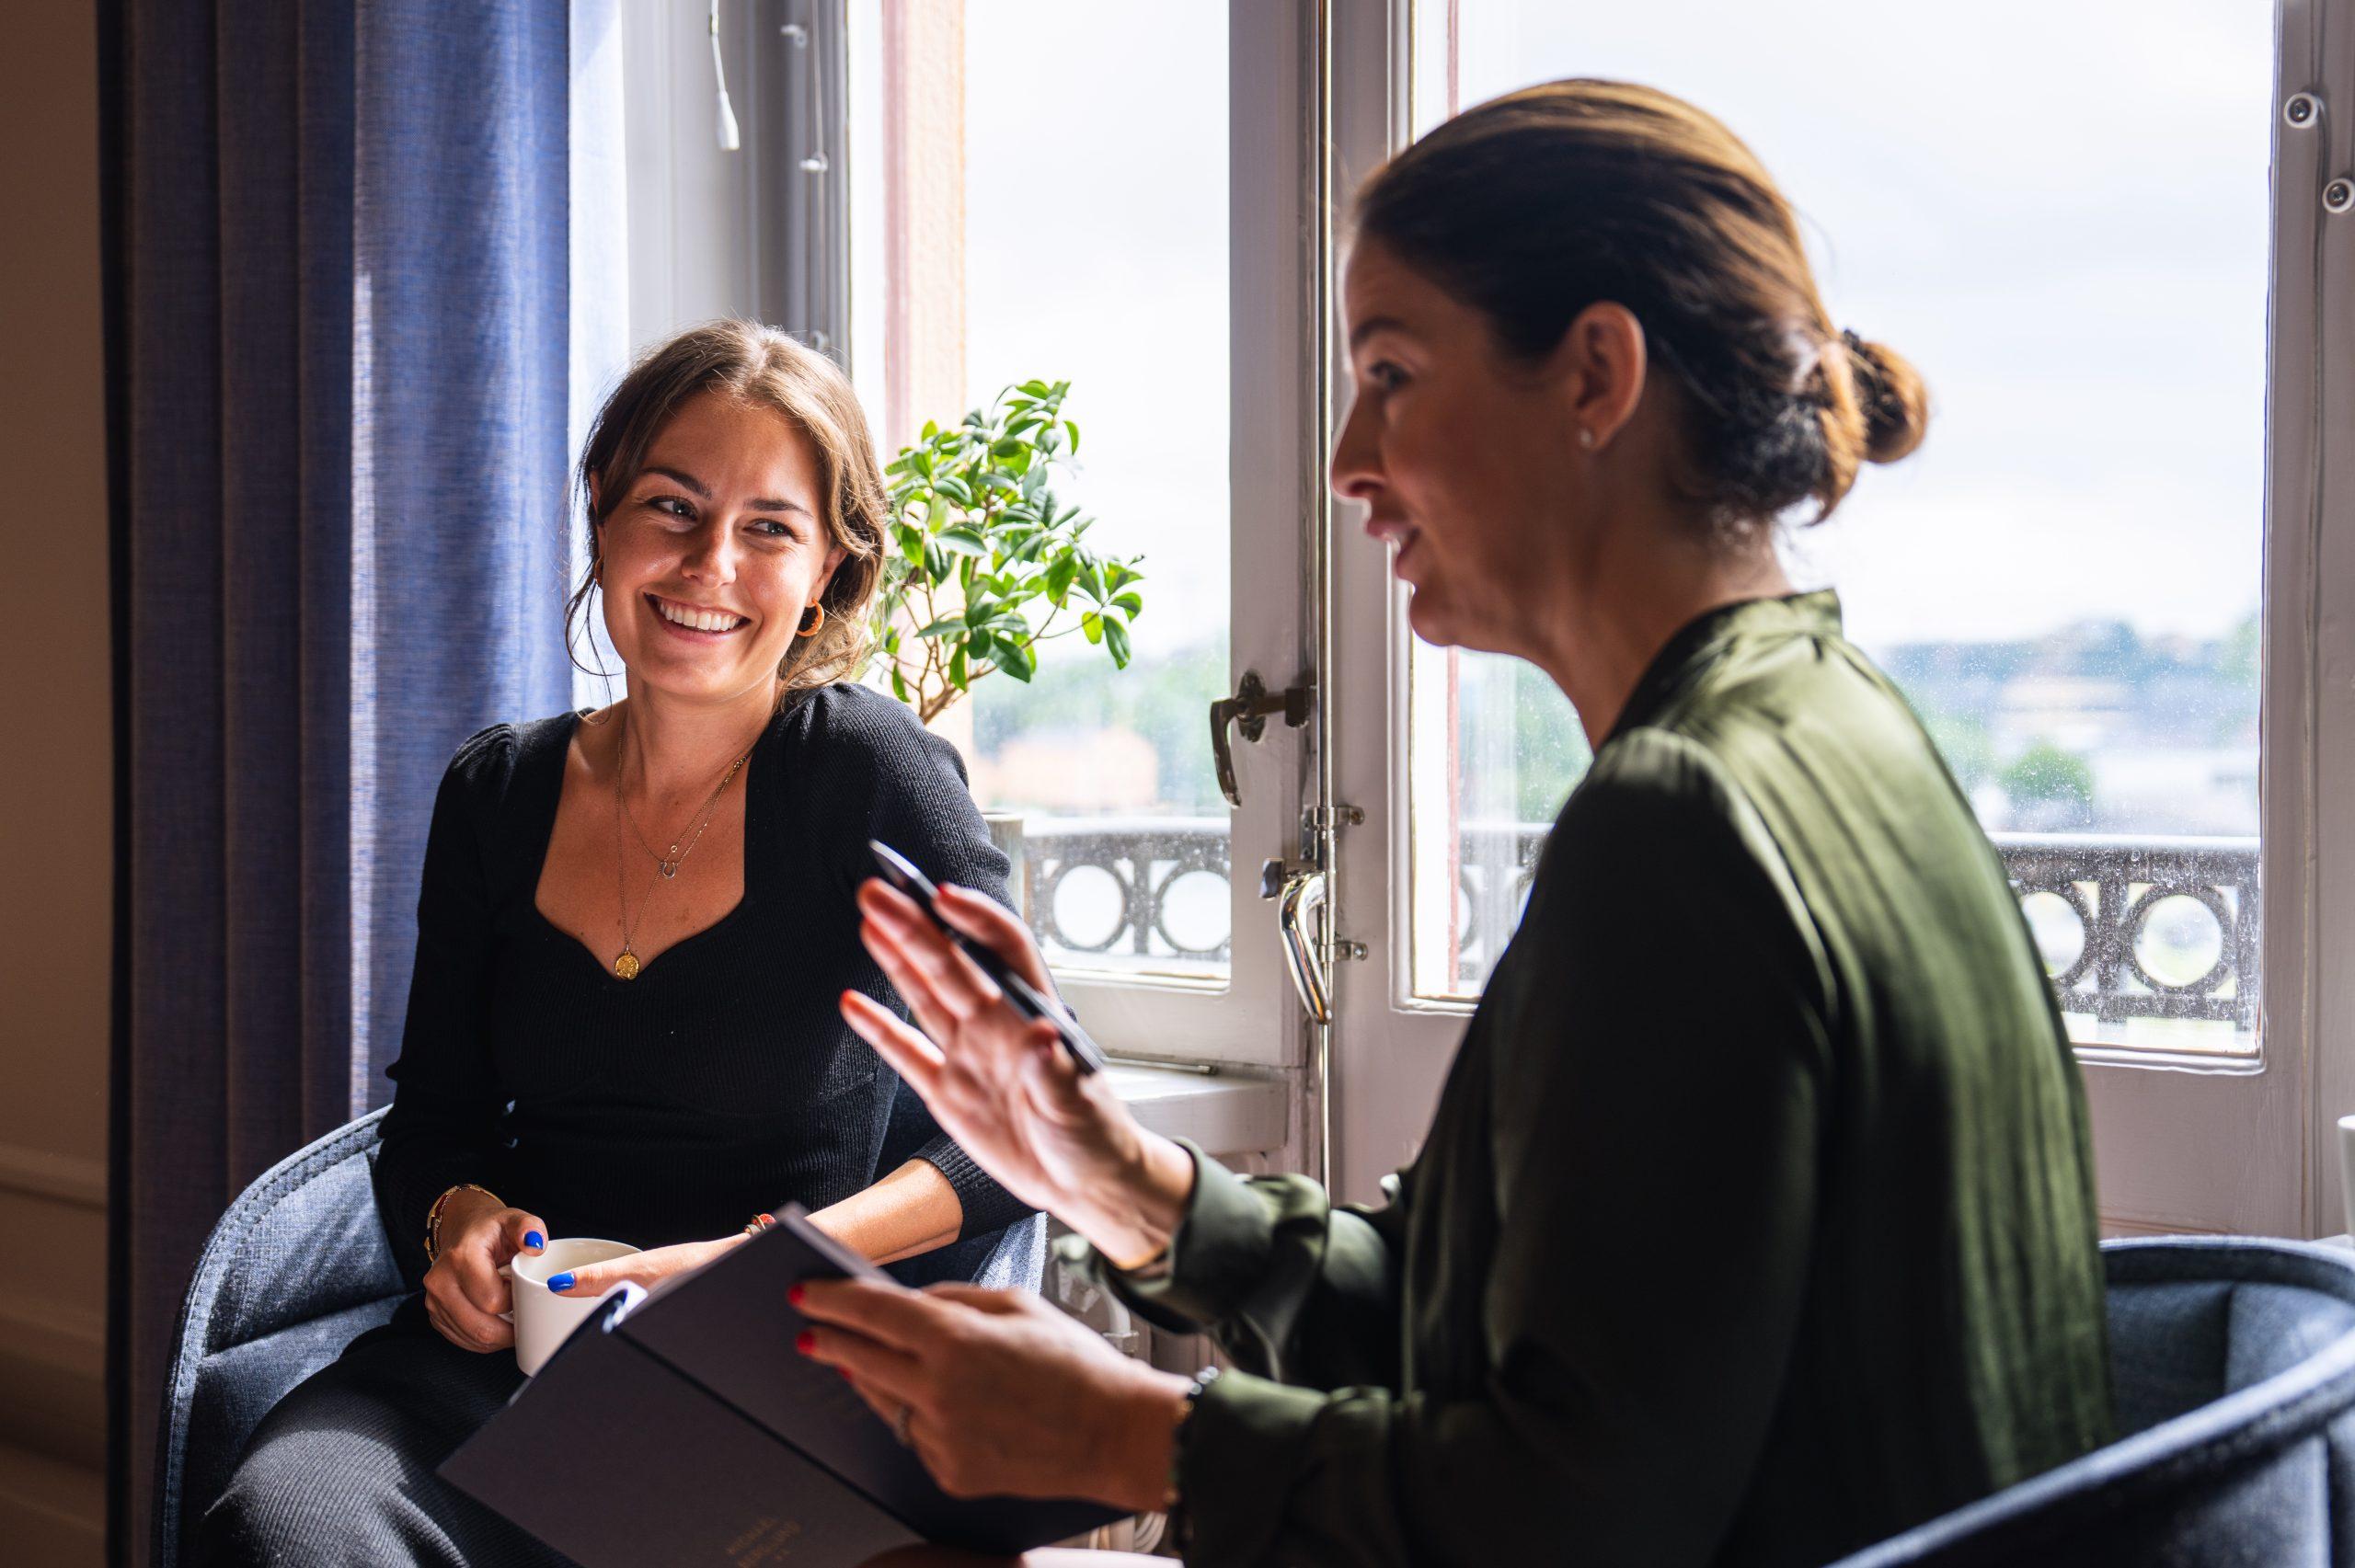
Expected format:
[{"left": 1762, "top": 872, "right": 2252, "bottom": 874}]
[{"left": 1088, "top": 592, "right": 2113, "bottom": 1568}]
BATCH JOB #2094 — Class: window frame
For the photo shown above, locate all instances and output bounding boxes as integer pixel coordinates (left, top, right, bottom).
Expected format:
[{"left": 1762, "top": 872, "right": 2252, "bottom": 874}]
[
  {"left": 748, "top": 0, "right": 1328, "bottom": 1076},
  {"left": 1322, "top": 0, "right": 2354, "bottom": 1231}
]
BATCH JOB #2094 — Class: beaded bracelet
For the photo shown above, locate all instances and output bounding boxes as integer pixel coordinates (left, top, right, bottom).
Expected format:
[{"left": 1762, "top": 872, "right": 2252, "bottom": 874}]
[
  {"left": 743, "top": 1211, "right": 778, "bottom": 1237},
  {"left": 423, "top": 1183, "right": 503, "bottom": 1266}
]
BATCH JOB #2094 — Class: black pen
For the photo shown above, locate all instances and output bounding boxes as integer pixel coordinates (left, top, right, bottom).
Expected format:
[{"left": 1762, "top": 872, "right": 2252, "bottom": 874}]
[{"left": 867, "top": 840, "right": 1107, "bottom": 1075}]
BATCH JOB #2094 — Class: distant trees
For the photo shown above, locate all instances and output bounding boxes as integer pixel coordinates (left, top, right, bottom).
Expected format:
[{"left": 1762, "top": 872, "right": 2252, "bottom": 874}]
[
  {"left": 1923, "top": 714, "right": 1996, "bottom": 794},
  {"left": 2001, "top": 738, "right": 2097, "bottom": 818}
]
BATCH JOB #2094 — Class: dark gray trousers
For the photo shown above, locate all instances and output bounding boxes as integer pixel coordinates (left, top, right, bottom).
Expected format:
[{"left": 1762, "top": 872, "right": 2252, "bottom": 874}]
[{"left": 193, "top": 1299, "right": 575, "bottom": 1568}]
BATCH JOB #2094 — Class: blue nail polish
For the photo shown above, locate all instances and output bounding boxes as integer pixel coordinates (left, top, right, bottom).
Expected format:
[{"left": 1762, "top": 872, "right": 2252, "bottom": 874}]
[
  {"left": 523, "top": 1230, "right": 546, "bottom": 1251},
  {"left": 547, "top": 1272, "right": 575, "bottom": 1292}
]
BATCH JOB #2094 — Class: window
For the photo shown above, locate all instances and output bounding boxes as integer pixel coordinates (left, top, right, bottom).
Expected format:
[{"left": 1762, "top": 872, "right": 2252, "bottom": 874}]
[
  {"left": 833, "top": 2, "right": 1319, "bottom": 1070},
  {"left": 1401, "top": 0, "right": 2269, "bottom": 1060},
  {"left": 638, "top": 1, "right": 2349, "bottom": 1228},
  {"left": 845, "top": 2, "right": 1236, "bottom": 985}
]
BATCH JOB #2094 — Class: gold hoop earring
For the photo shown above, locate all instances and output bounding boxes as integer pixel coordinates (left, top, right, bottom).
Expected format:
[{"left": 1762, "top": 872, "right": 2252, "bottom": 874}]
[{"left": 797, "top": 604, "right": 826, "bottom": 638}]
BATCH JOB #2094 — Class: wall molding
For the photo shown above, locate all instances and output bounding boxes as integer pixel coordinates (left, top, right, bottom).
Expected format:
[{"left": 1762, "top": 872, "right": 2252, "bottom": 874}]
[
  {"left": 0, "top": 1294, "right": 104, "bottom": 1471},
  {"left": 0, "top": 1139, "right": 105, "bottom": 1210}
]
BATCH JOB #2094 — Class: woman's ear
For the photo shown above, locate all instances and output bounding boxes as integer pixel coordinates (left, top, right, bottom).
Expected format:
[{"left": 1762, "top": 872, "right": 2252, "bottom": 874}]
[
  {"left": 811, "top": 542, "right": 848, "bottom": 604},
  {"left": 1548, "top": 301, "right": 1648, "bottom": 452}
]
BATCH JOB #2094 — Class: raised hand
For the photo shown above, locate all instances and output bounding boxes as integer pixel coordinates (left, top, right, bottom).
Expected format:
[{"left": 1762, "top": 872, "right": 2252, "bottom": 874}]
[
  {"left": 842, "top": 878, "right": 1194, "bottom": 1268},
  {"left": 423, "top": 1191, "right": 547, "bottom": 1352}
]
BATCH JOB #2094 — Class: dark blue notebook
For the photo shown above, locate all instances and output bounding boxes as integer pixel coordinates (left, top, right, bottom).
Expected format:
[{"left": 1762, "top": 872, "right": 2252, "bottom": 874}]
[{"left": 439, "top": 1208, "right": 1125, "bottom": 1564}]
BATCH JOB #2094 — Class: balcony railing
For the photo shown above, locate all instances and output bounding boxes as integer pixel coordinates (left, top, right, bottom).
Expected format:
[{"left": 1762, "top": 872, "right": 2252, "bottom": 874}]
[{"left": 1007, "top": 817, "right": 2259, "bottom": 1031}]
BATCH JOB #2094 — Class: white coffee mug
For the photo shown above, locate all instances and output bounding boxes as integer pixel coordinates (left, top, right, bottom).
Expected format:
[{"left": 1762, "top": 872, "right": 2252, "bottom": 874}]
[{"left": 507, "top": 1238, "right": 642, "bottom": 1376}]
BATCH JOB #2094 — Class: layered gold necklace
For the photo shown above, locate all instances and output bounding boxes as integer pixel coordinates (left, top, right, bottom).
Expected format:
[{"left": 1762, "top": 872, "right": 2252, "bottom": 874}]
[{"left": 610, "top": 716, "right": 753, "bottom": 980}]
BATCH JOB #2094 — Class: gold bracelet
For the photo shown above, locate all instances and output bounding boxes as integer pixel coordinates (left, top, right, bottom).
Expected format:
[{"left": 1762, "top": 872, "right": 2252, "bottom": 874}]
[{"left": 424, "top": 1183, "right": 502, "bottom": 1265}]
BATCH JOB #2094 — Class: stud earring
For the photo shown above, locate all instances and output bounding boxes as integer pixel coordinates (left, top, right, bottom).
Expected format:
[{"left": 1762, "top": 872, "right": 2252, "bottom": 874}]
[{"left": 1577, "top": 427, "right": 1596, "bottom": 450}]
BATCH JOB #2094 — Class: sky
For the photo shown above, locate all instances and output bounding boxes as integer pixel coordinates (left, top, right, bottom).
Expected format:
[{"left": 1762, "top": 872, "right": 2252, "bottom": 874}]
[
  {"left": 852, "top": 0, "right": 2277, "bottom": 659},
  {"left": 1453, "top": 0, "right": 2276, "bottom": 651}
]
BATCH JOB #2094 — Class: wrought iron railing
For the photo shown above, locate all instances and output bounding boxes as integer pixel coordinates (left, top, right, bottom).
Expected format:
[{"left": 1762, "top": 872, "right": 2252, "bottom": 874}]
[
  {"left": 1008, "top": 817, "right": 2259, "bottom": 1032},
  {"left": 1995, "top": 832, "right": 2258, "bottom": 1029}
]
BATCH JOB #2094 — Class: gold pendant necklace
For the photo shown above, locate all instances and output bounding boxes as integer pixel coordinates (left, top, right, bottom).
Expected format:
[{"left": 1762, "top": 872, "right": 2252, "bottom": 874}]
[{"left": 610, "top": 715, "right": 753, "bottom": 981}]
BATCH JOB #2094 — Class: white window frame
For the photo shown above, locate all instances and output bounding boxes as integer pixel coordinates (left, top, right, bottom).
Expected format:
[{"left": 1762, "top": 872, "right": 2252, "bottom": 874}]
[
  {"left": 616, "top": 1, "right": 1328, "bottom": 1093},
  {"left": 1319, "top": 0, "right": 2355, "bottom": 1231}
]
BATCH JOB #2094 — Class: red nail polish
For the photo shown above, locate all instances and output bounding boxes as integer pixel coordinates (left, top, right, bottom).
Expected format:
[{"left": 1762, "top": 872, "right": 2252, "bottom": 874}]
[
  {"left": 796, "top": 1329, "right": 816, "bottom": 1355},
  {"left": 787, "top": 1282, "right": 806, "bottom": 1306}
]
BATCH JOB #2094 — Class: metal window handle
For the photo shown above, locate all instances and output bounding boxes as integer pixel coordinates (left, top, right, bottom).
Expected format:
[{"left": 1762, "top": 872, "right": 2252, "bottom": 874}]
[
  {"left": 1260, "top": 859, "right": 1331, "bottom": 1024},
  {"left": 1210, "top": 671, "right": 1312, "bottom": 808}
]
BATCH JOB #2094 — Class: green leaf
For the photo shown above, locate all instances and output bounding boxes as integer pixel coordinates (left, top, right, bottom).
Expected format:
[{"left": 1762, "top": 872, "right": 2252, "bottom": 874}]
[
  {"left": 1044, "top": 555, "right": 1078, "bottom": 605},
  {"left": 948, "top": 642, "right": 969, "bottom": 689},
  {"left": 1064, "top": 419, "right": 1080, "bottom": 454},
  {"left": 1080, "top": 559, "right": 1108, "bottom": 603},
  {"left": 923, "top": 539, "right": 950, "bottom": 580},
  {"left": 890, "top": 666, "right": 910, "bottom": 703},
  {"left": 1081, "top": 611, "right": 1103, "bottom": 646},
  {"left": 995, "top": 636, "right": 1036, "bottom": 682},
  {"left": 936, "top": 526, "right": 988, "bottom": 555},
  {"left": 1112, "top": 590, "right": 1143, "bottom": 618},
  {"left": 1103, "top": 614, "right": 1132, "bottom": 668},
  {"left": 922, "top": 418, "right": 939, "bottom": 441},
  {"left": 913, "top": 615, "right": 963, "bottom": 640},
  {"left": 1018, "top": 379, "right": 1051, "bottom": 397}
]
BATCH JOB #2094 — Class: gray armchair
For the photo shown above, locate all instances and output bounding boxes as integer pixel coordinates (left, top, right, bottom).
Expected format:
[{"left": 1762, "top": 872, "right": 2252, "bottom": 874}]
[
  {"left": 154, "top": 1108, "right": 1045, "bottom": 1568},
  {"left": 1832, "top": 1236, "right": 2355, "bottom": 1566}
]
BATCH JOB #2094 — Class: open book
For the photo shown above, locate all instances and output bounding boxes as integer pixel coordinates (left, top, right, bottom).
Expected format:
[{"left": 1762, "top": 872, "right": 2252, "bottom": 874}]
[{"left": 440, "top": 1208, "right": 1126, "bottom": 1565}]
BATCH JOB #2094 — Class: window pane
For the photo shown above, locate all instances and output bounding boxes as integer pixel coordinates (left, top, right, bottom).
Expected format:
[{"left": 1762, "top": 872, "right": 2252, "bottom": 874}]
[
  {"left": 851, "top": 4, "right": 1231, "bottom": 981},
  {"left": 1407, "top": 1, "right": 2266, "bottom": 1053}
]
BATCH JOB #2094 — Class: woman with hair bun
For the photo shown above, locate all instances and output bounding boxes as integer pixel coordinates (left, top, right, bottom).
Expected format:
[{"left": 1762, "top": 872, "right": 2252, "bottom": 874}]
[{"left": 798, "top": 81, "right": 2114, "bottom": 1567}]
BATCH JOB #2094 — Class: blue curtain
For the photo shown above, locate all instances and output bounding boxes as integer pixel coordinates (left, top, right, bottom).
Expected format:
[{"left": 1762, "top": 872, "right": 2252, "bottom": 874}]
[{"left": 103, "top": 3, "right": 571, "bottom": 1560}]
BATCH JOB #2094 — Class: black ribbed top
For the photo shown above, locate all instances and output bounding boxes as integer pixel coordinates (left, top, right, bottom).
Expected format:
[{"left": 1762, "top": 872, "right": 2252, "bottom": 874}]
[{"left": 373, "top": 682, "right": 1031, "bottom": 1281}]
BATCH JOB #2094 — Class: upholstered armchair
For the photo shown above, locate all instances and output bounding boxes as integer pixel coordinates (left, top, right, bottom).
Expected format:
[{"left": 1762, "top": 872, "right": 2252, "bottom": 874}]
[
  {"left": 1832, "top": 1237, "right": 2355, "bottom": 1565},
  {"left": 152, "top": 1108, "right": 1045, "bottom": 1568}
]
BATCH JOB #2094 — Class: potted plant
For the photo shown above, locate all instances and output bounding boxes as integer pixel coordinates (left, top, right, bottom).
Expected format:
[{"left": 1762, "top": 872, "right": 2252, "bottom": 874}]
[
  {"left": 869, "top": 381, "right": 1146, "bottom": 916},
  {"left": 869, "top": 379, "right": 1144, "bottom": 723}
]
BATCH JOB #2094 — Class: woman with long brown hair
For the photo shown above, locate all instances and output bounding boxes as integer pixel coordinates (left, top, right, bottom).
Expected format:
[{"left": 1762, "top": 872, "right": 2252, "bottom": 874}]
[
  {"left": 196, "top": 322, "right": 1033, "bottom": 1565},
  {"left": 797, "top": 81, "right": 2114, "bottom": 1567}
]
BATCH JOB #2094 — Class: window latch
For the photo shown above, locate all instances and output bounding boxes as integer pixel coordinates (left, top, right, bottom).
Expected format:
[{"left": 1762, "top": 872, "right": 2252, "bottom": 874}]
[
  {"left": 1259, "top": 860, "right": 1332, "bottom": 1024},
  {"left": 1210, "top": 670, "right": 1313, "bottom": 808}
]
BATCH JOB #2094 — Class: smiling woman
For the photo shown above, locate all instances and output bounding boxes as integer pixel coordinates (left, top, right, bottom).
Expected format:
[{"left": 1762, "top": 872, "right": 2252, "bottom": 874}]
[
  {"left": 568, "top": 320, "right": 887, "bottom": 700},
  {"left": 191, "top": 322, "right": 1039, "bottom": 1568}
]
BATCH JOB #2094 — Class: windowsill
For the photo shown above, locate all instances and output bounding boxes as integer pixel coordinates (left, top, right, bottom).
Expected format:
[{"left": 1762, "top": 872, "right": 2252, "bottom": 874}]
[
  {"left": 1103, "top": 1062, "right": 1288, "bottom": 1160},
  {"left": 2067, "top": 1012, "right": 2259, "bottom": 1070}
]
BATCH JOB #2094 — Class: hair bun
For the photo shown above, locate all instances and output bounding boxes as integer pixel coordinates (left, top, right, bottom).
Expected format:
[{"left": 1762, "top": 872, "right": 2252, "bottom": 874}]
[{"left": 1843, "top": 331, "right": 1929, "bottom": 464}]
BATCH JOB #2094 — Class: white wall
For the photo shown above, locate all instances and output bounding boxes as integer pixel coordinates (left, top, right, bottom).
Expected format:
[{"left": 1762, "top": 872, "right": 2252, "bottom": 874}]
[{"left": 0, "top": 1, "right": 114, "bottom": 1562}]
